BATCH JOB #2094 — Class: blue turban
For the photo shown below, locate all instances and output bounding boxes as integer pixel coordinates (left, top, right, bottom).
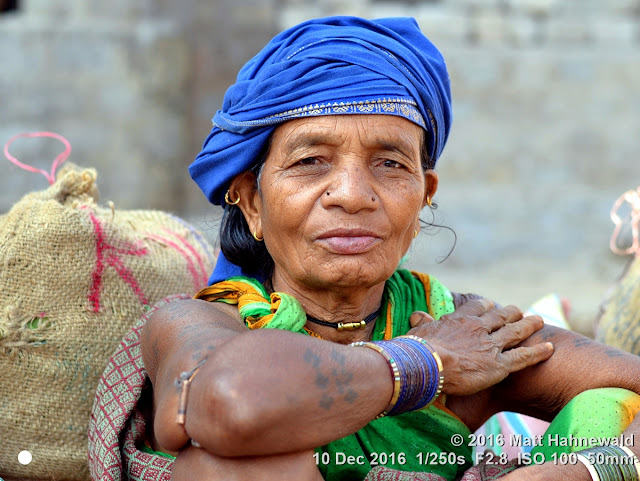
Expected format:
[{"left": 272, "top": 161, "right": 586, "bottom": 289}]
[{"left": 189, "top": 16, "right": 452, "bottom": 283}]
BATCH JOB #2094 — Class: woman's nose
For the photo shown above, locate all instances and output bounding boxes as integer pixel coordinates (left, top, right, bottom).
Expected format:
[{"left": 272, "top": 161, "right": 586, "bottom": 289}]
[{"left": 321, "top": 161, "right": 378, "bottom": 213}]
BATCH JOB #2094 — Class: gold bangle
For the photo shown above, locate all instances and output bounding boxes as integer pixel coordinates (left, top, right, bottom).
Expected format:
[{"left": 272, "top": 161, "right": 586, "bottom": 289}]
[
  {"left": 350, "top": 341, "right": 401, "bottom": 418},
  {"left": 175, "top": 358, "right": 207, "bottom": 426}
]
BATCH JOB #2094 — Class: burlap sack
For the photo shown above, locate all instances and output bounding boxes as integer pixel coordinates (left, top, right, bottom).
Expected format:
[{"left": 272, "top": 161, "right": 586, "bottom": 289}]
[
  {"left": 596, "top": 253, "right": 640, "bottom": 354},
  {"left": 0, "top": 164, "right": 215, "bottom": 481}
]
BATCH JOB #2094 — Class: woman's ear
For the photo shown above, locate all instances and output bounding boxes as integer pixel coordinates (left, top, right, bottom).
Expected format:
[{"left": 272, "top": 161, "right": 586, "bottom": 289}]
[
  {"left": 229, "top": 172, "right": 262, "bottom": 236},
  {"left": 424, "top": 169, "right": 439, "bottom": 207}
]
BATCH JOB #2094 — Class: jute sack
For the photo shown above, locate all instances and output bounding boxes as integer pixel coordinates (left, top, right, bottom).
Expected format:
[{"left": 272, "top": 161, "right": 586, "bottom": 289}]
[
  {"left": 596, "top": 253, "right": 640, "bottom": 354},
  {"left": 0, "top": 164, "right": 215, "bottom": 481}
]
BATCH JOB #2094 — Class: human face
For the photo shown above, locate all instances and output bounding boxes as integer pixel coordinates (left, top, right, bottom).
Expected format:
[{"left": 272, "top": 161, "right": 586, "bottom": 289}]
[{"left": 236, "top": 115, "right": 437, "bottom": 292}]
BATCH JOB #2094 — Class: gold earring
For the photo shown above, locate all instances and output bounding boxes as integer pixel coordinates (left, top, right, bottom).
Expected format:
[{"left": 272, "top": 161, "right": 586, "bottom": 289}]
[
  {"left": 426, "top": 196, "right": 433, "bottom": 207},
  {"left": 252, "top": 231, "right": 264, "bottom": 242},
  {"left": 225, "top": 190, "right": 240, "bottom": 205},
  {"left": 413, "top": 229, "right": 419, "bottom": 238}
]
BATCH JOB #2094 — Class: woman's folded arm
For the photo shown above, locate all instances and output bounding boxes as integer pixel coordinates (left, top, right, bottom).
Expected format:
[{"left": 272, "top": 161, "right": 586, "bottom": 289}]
[{"left": 141, "top": 299, "right": 393, "bottom": 457}]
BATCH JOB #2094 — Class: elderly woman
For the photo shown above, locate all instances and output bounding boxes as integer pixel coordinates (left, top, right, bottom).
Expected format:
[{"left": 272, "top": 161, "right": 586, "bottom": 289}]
[{"left": 140, "top": 17, "right": 640, "bottom": 481}]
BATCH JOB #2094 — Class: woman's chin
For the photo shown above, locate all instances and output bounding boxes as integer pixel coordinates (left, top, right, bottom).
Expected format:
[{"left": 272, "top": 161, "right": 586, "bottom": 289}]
[{"left": 305, "top": 258, "right": 395, "bottom": 290}]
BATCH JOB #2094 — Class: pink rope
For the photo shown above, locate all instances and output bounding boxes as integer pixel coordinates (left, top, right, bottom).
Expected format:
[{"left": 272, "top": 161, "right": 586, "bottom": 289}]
[
  {"left": 610, "top": 186, "right": 640, "bottom": 256},
  {"left": 3, "top": 131, "right": 71, "bottom": 185}
]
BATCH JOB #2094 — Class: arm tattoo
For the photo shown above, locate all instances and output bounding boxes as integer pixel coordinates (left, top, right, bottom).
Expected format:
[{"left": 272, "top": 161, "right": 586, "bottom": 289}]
[
  {"left": 344, "top": 389, "right": 358, "bottom": 403},
  {"left": 315, "top": 371, "right": 330, "bottom": 389},
  {"left": 573, "top": 337, "right": 591, "bottom": 349},
  {"left": 538, "top": 328, "right": 557, "bottom": 342},
  {"left": 303, "top": 349, "right": 322, "bottom": 368},
  {"left": 165, "top": 302, "right": 188, "bottom": 322},
  {"left": 191, "top": 344, "right": 216, "bottom": 360},
  {"left": 331, "top": 348, "right": 357, "bottom": 402},
  {"left": 151, "top": 337, "right": 160, "bottom": 365},
  {"left": 319, "top": 393, "right": 335, "bottom": 410},
  {"left": 304, "top": 347, "right": 360, "bottom": 408},
  {"left": 604, "top": 347, "right": 627, "bottom": 358}
]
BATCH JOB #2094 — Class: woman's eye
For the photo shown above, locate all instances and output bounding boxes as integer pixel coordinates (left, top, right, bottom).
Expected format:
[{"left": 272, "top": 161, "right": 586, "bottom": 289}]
[
  {"left": 296, "top": 157, "right": 319, "bottom": 166},
  {"left": 382, "top": 159, "right": 404, "bottom": 169}
]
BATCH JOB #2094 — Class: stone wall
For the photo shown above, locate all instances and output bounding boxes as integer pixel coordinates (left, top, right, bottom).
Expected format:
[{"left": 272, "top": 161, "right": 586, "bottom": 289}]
[{"left": 2, "top": 0, "right": 639, "bottom": 332}]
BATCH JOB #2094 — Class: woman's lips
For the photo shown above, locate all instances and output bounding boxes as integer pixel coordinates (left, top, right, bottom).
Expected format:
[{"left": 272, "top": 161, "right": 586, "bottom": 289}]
[{"left": 315, "top": 229, "right": 382, "bottom": 254}]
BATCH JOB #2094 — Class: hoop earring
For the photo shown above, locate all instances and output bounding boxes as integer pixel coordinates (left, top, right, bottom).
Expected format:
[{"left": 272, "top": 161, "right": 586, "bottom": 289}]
[
  {"left": 252, "top": 231, "right": 264, "bottom": 242},
  {"left": 426, "top": 196, "right": 433, "bottom": 207},
  {"left": 413, "top": 229, "right": 419, "bottom": 238},
  {"left": 225, "top": 190, "right": 240, "bottom": 205}
]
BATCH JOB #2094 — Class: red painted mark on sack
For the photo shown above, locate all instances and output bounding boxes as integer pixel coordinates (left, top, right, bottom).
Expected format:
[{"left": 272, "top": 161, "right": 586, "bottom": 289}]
[
  {"left": 146, "top": 229, "right": 208, "bottom": 291},
  {"left": 87, "top": 211, "right": 149, "bottom": 312},
  {"left": 162, "top": 227, "right": 209, "bottom": 287}
]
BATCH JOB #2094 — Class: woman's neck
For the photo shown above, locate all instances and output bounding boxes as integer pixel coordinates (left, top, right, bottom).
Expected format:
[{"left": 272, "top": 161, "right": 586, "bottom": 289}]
[{"left": 269, "top": 271, "right": 386, "bottom": 344}]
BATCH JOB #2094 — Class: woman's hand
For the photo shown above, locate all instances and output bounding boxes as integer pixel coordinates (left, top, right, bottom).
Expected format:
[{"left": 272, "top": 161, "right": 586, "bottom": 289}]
[{"left": 407, "top": 299, "right": 554, "bottom": 396}]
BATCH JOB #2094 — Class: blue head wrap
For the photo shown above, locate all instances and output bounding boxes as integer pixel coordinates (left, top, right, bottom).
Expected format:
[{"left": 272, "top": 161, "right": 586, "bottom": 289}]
[{"left": 189, "top": 16, "right": 452, "bottom": 284}]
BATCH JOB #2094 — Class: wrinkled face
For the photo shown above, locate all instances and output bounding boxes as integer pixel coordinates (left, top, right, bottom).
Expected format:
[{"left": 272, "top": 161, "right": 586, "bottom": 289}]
[{"left": 236, "top": 114, "right": 437, "bottom": 291}]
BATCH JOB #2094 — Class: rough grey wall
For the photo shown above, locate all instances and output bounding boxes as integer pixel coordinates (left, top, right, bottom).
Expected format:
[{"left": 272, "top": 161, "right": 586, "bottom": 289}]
[{"left": 2, "top": 0, "right": 638, "bottom": 332}]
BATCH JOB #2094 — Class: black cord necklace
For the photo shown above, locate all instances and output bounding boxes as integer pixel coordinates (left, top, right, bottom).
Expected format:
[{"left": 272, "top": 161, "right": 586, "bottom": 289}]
[{"left": 306, "top": 305, "right": 382, "bottom": 331}]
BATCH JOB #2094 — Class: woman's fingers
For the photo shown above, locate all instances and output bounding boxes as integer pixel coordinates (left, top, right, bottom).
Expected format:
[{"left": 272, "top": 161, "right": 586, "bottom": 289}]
[
  {"left": 449, "top": 298, "right": 496, "bottom": 318},
  {"left": 409, "top": 311, "right": 435, "bottom": 328},
  {"left": 409, "top": 299, "right": 555, "bottom": 396},
  {"left": 480, "top": 305, "right": 524, "bottom": 332},
  {"left": 493, "top": 315, "right": 545, "bottom": 349},
  {"left": 501, "top": 342, "right": 555, "bottom": 372}
]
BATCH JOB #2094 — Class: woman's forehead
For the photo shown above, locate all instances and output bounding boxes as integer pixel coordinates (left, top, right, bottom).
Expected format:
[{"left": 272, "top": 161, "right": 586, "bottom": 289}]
[{"left": 271, "top": 114, "right": 423, "bottom": 152}]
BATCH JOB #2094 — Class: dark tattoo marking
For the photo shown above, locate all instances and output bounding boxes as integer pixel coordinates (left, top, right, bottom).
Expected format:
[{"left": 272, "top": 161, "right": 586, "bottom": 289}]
[
  {"left": 178, "top": 323, "right": 204, "bottom": 339},
  {"left": 316, "top": 372, "right": 329, "bottom": 389},
  {"left": 303, "top": 349, "right": 322, "bottom": 368},
  {"left": 166, "top": 302, "right": 188, "bottom": 321},
  {"left": 330, "top": 349, "right": 346, "bottom": 365},
  {"left": 573, "top": 338, "right": 591, "bottom": 348},
  {"left": 538, "top": 329, "right": 557, "bottom": 342},
  {"left": 344, "top": 389, "right": 358, "bottom": 404},
  {"left": 332, "top": 368, "right": 353, "bottom": 394},
  {"left": 151, "top": 337, "right": 160, "bottom": 364},
  {"left": 189, "top": 336, "right": 216, "bottom": 360},
  {"left": 604, "top": 348, "right": 626, "bottom": 358},
  {"left": 319, "top": 393, "right": 335, "bottom": 410},
  {"left": 329, "top": 347, "right": 354, "bottom": 395}
]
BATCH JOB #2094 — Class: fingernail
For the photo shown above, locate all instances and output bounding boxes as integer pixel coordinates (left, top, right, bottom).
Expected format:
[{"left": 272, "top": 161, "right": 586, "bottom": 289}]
[{"left": 545, "top": 342, "right": 554, "bottom": 351}]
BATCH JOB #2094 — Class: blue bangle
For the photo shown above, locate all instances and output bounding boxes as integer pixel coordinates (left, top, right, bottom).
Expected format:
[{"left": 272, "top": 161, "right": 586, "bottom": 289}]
[{"left": 351, "top": 335, "right": 444, "bottom": 417}]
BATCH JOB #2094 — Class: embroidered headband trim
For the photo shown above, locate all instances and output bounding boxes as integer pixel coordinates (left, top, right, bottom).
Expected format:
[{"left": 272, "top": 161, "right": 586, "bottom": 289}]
[{"left": 214, "top": 98, "right": 427, "bottom": 130}]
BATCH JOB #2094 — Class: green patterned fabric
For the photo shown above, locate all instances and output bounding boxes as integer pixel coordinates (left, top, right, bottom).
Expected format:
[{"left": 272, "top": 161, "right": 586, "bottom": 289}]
[{"left": 532, "top": 388, "right": 640, "bottom": 462}]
